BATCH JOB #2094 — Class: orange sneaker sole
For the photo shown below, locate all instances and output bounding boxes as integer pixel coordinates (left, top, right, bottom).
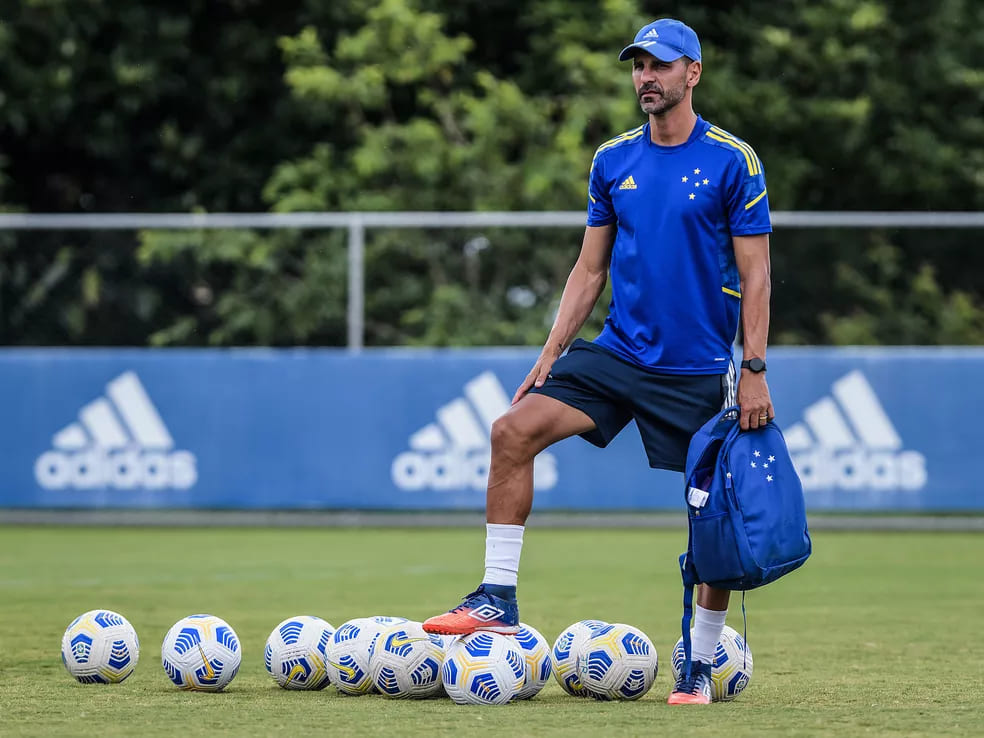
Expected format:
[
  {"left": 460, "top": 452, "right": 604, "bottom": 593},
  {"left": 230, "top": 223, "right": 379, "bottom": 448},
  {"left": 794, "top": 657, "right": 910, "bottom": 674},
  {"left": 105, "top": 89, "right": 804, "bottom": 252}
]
[
  {"left": 422, "top": 617, "right": 519, "bottom": 636},
  {"left": 667, "top": 692, "right": 711, "bottom": 705}
]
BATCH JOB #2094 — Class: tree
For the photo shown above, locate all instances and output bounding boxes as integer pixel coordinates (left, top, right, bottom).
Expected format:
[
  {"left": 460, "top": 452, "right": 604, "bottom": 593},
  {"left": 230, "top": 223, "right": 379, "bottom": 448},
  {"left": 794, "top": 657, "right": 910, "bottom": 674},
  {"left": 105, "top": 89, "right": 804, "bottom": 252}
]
[
  {"left": 2, "top": 0, "right": 982, "bottom": 346},
  {"left": 0, "top": 0, "right": 319, "bottom": 344}
]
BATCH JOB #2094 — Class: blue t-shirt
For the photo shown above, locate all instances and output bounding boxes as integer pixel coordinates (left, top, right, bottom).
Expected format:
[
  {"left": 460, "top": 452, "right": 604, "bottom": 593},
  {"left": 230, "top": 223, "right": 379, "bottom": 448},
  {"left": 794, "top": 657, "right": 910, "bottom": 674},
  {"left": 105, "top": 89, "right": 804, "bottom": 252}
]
[{"left": 586, "top": 115, "right": 771, "bottom": 374}]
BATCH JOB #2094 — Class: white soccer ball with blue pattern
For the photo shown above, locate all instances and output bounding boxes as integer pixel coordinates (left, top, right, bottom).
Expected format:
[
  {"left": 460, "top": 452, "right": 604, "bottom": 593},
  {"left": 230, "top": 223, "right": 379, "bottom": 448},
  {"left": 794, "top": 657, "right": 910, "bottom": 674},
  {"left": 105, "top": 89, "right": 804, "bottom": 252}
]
[
  {"left": 368, "top": 621, "right": 446, "bottom": 698},
  {"left": 671, "top": 625, "right": 753, "bottom": 701},
  {"left": 441, "top": 632, "right": 526, "bottom": 705},
  {"left": 61, "top": 610, "right": 139, "bottom": 684},
  {"left": 327, "top": 616, "right": 408, "bottom": 695},
  {"left": 264, "top": 616, "right": 334, "bottom": 690},
  {"left": 161, "top": 614, "right": 241, "bottom": 692},
  {"left": 513, "top": 623, "right": 551, "bottom": 700},
  {"left": 551, "top": 619, "right": 607, "bottom": 697},
  {"left": 575, "top": 623, "right": 658, "bottom": 700},
  {"left": 439, "top": 635, "right": 459, "bottom": 649}
]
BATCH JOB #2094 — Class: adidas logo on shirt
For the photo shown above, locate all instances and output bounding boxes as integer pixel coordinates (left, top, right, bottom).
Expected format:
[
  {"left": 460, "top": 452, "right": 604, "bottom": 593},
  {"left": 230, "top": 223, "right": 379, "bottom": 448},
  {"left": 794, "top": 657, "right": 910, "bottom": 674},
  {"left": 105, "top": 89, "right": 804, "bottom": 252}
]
[
  {"left": 619, "top": 175, "right": 637, "bottom": 190},
  {"left": 391, "top": 371, "right": 557, "bottom": 492},
  {"left": 34, "top": 371, "right": 198, "bottom": 491},
  {"left": 786, "top": 370, "right": 926, "bottom": 492}
]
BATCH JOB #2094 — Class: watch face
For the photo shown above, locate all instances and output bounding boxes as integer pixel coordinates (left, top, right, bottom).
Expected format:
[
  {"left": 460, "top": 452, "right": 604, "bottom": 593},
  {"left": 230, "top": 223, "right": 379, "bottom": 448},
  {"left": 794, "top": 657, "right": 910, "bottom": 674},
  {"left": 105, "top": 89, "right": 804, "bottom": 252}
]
[{"left": 746, "top": 358, "right": 766, "bottom": 372}]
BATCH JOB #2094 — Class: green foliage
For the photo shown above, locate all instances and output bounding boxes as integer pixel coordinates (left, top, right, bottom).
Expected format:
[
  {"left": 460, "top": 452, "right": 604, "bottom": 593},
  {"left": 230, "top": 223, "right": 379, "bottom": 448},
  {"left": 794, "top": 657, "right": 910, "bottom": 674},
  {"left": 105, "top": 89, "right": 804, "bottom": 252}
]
[
  {"left": 821, "top": 240, "right": 984, "bottom": 345},
  {"left": 137, "top": 227, "right": 348, "bottom": 346},
  {"left": 0, "top": 0, "right": 320, "bottom": 344},
  {"left": 0, "top": 0, "right": 982, "bottom": 346}
]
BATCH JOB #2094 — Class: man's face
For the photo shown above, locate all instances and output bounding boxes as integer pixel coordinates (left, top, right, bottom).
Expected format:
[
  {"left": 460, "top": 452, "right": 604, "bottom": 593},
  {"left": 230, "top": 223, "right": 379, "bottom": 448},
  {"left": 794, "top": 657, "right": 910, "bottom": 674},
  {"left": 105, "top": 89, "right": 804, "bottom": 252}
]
[{"left": 632, "top": 53, "right": 696, "bottom": 116}]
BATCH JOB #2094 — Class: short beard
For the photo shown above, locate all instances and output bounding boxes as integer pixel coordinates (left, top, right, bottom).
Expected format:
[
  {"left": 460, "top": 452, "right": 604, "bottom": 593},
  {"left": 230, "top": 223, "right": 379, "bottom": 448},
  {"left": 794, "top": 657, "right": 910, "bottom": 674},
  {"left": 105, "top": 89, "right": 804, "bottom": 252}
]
[{"left": 638, "top": 84, "right": 686, "bottom": 116}]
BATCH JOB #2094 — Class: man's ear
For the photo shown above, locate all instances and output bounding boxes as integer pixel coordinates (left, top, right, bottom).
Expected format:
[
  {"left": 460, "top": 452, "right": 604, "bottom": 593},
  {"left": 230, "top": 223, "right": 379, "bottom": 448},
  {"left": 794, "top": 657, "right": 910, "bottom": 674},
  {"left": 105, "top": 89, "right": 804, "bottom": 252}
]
[{"left": 688, "top": 60, "right": 702, "bottom": 88}]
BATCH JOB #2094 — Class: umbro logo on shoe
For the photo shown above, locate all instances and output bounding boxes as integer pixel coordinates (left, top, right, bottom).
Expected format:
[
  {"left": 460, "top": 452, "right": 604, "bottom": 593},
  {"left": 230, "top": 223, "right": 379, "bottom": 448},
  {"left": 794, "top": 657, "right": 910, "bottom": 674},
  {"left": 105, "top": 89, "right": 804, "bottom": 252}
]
[
  {"left": 619, "top": 175, "right": 638, "bottom": 190},
  {"left": 467, "top": 604, "right": 507, "bottom": 622},
  {"left": 786, "top": 370, "right": 926, "bottom": 491},
  {"left": 391, "top": 371, "right": 557, "bottom": 492},
  {"left": 34, "top": 371, "right": 198, "bottom": 491}
]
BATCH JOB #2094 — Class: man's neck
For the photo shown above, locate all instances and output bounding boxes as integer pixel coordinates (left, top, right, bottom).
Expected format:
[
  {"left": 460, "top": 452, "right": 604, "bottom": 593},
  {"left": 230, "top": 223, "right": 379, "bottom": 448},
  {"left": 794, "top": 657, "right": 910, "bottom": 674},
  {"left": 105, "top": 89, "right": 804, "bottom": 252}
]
[{"left": 649, "top": 106, "right": 698, "bottom": 146}]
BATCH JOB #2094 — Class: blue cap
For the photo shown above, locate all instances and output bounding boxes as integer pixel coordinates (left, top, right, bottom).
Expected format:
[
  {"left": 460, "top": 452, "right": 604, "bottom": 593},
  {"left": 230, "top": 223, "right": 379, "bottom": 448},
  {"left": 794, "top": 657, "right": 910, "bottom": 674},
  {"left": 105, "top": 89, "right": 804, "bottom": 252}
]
[{"left": 618, "top": 18, "right": 701, "bottom": 63}]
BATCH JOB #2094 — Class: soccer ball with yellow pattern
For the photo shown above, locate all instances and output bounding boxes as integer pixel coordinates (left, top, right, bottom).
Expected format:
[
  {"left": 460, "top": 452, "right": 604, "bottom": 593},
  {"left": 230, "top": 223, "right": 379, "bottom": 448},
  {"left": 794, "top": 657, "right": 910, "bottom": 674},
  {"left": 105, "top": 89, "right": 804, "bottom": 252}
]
[
  {"left": 264, "top": 616, "right": 334, "bottom": 690},
  {"left": 575, "top": 623, "right": 658, "bottom": 700},
  {"left": 551, "top": 619, "right": 608, "bottom": 697},
  {"left": 61, "top": 610, "right": 139, "bottom": 684},
  {"left": 161, "top": 614, "right": 241, "bottom": 692},
  {"left": 441, "top": 632, "right": 526, "bottom": 705},
  {"left": 671, "top": 625, "right": 754, "bottom": 701},
  {"left": 326, "top": 616, "right": 408, "bottom": 695},
  {"left": 513, "top": 623, "right": 552, "bottom": 700},
  {"left": 368, "top": 621, "right": 446, "bottom": 699}
]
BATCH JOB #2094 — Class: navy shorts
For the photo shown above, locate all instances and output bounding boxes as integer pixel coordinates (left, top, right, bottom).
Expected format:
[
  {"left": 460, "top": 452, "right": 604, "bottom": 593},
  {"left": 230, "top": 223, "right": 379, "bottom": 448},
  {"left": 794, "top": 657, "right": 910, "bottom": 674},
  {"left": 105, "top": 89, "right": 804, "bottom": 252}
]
[{"left": 529, "top": 339, "right": 733, "bottom": 472}]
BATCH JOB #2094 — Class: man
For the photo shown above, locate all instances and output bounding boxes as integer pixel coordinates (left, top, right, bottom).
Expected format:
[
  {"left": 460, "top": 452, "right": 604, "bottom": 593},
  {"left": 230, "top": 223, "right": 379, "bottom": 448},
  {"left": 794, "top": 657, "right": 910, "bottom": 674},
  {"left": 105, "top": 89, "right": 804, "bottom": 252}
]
[{"left": 422, "top": 18, "right": 774, "bottom": 705}]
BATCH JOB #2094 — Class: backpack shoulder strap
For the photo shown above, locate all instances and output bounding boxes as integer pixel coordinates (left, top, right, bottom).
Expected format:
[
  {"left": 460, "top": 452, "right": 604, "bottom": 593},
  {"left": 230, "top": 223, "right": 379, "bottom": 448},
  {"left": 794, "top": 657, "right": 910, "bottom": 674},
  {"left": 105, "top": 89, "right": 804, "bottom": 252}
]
[
  {"left": 679, "top": 521, "right": 700, "bottom": 679},
  {"left": 685, "top": 405, "right": 741, "bottom": 480},
  {"left": 680, "top": 405, "right": 739, "bottom": 678}
]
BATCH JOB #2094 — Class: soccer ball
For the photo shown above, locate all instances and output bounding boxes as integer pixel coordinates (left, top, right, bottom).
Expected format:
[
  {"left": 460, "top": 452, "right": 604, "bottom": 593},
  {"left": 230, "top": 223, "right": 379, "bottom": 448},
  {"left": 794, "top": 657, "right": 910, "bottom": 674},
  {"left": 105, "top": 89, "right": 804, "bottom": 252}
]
[
  {"left": 264, "top": 616, "right": 335, "bottom": 690},
  {"left": 441, "top": 632, "right": 526, "bottom": 705},
  {"left": 327, "top": 616, "right": 408, "bottom": 695},
  {"left": 61, "top": 610, "right": 139, "bottom": 684},
  {"left": 368, "top": 621, "right": 446, "bottom": 698},
  {"left": 367, "top": 615, "right": 410, "bottom": 629},
  {"left": 161, "top": 614, "right": 241, "bottom": 692},
  {"left": 671, "top": 625, "right": 754, "bottom": 701},
  {"left": 551, "top": 619, "right": 607, "bottom": 697},
  {"left": 576, "top": 623, "right": 658, "bottom": 700},
  {"left": 439, "top": 635, "right": 459, "bottom": 649},
  {"left": 513, "top": 623, "right": 552, "bottom": 700}
]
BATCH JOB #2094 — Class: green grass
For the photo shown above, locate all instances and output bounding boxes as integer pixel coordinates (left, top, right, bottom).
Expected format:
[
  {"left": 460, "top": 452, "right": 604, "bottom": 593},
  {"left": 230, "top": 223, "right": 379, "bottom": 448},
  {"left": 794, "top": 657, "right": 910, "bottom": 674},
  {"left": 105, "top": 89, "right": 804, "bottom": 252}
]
[{"left": 1, "top": 526, "right": 982, "bottom": 737}]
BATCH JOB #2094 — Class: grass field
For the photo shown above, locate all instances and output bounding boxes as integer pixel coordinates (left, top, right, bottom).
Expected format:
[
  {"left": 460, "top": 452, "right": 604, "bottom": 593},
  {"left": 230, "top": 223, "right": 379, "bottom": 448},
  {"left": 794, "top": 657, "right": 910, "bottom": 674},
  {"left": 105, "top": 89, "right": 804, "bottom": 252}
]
[{"left": 1, "top": 526, "right": 982, "bottom": 737}]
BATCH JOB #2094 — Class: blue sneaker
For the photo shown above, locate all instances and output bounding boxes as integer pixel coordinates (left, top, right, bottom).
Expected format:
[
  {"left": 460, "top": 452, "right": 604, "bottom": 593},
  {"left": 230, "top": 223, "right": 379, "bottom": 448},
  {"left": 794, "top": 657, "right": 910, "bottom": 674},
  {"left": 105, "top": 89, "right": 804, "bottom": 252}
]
[
  {"left": 667, "top": 660, "right": 713, "bottom": 704},
  {"left": 421, "top": 584, "right": 520, "bottom": 635}
]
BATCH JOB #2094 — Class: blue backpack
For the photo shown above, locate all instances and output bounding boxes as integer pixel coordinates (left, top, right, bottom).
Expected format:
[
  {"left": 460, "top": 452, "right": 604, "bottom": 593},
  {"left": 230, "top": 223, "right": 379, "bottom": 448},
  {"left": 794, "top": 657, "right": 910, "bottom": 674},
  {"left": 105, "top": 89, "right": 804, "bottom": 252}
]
[{"left": 678, "top": 405, "right": 812, "bottom": 669}]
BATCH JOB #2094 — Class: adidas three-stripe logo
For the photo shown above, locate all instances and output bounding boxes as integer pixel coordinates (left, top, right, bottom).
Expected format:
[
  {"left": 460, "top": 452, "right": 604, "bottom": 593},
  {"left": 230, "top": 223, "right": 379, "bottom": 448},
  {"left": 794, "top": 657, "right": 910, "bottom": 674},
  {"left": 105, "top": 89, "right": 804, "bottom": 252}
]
[
  {"left": 53, "top": 372, "right": 174, "bottom": 451},
  {"left": 786, "top": 370, "right": 926, "bottom": 492},
  {"left": 391, "top": 371, "right": 558, "bottom": 492},
  {"left": 787, "top": 370, "right": 899, "bottom": 451},
  {"left": 35, "top": 372, "right": 197, "bottom": 491}
]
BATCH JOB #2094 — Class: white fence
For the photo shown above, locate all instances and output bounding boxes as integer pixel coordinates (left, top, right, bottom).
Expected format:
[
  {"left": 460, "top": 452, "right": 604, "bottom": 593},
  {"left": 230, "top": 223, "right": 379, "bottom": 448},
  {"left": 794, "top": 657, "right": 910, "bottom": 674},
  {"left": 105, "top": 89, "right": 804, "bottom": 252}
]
[{"left": 3, "top": 211, "right": 983, "bottom": 349}]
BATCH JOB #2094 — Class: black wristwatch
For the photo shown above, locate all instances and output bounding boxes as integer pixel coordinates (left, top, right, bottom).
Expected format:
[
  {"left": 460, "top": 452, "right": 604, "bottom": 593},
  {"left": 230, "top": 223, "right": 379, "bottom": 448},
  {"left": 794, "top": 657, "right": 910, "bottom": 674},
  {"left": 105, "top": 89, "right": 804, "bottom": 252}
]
[{"left": 741, "top": 358, "right": 767, "bottom": 373}]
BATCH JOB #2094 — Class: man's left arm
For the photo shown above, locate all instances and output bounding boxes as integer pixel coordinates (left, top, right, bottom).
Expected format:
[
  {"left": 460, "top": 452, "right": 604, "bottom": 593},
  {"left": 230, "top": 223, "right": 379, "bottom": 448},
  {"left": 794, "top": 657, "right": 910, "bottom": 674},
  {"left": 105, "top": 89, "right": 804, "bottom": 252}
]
[{"left": 734, "top": 233, "right": 773, "bottom": 430}]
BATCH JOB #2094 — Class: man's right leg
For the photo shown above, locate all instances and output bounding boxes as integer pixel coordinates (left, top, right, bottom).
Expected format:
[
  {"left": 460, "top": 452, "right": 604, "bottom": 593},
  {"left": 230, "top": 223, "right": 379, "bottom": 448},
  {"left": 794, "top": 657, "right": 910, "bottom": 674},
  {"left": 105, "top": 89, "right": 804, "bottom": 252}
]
[
  {"left": 485, "top": 394, "right": 595, "bottom": 525},
  {"left": 422, "top": 394, "right": 595, "bottom": 635}
]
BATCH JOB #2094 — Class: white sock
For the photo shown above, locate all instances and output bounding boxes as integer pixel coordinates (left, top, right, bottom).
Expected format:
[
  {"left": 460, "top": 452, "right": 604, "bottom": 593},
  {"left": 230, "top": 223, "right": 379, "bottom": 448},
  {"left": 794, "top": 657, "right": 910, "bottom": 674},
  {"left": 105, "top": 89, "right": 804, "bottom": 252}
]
[
  {"left": 482, "top": 523, "right": 524, "bottom": 587},
  {"left": 691, "top": 604, "right": 728, "bottom": 664}
]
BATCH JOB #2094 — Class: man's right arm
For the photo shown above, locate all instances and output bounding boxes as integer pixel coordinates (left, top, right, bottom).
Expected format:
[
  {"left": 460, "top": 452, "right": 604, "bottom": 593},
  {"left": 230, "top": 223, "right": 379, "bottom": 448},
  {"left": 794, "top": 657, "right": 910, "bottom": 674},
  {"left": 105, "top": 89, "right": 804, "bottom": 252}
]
[{"left": 512, "top": 224, "right": 616, "bottom": 403}]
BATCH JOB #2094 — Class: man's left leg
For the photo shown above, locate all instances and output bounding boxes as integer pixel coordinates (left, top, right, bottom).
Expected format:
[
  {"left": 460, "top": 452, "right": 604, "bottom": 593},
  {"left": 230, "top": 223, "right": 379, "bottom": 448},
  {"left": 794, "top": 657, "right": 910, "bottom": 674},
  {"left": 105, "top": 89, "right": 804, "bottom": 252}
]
[
  {"left": 693, "top": 584, "right": 730, "bottom": 664},
  {"left": 627, "top": 370, "right": 734, "bottom": 704},
  {"left": 668, "top": 584, "right": 730, "bottom": 704}
]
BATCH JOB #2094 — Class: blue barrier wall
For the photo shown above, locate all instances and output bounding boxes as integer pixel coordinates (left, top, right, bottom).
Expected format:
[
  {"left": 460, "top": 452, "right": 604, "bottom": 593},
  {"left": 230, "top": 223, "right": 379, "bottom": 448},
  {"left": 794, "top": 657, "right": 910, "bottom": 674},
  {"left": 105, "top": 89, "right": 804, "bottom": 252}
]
[{"left": 1, "top": 347, "right": 980, "bottom": 511}]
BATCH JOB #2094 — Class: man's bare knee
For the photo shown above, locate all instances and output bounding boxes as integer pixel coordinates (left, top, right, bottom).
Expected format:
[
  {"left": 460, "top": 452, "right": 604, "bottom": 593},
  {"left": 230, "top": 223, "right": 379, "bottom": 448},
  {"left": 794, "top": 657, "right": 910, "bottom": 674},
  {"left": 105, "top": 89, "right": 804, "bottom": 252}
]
[
  {"left": 491, "top": 395, "right": 595, "bottom": 461},
  {"left": 490, "top": 413, "right": 540, "bottom": 464}
]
